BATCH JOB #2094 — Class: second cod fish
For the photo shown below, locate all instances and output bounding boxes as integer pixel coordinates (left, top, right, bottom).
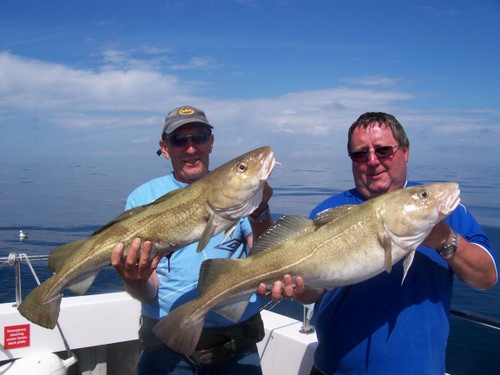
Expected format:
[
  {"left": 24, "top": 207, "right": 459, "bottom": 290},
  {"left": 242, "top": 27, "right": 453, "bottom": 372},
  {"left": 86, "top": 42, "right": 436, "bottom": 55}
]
[
  {"left": 18, "top": 146, "right": 276, "bottom": 329},
  {"left": 153, "top": 182, "right": 461, "bottom": 356}
]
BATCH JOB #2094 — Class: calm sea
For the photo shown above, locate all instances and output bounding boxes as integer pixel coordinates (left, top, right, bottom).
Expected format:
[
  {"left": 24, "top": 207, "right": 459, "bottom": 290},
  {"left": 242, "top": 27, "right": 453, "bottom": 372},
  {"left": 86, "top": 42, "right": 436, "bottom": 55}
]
[{"left": 1, "top": 156, "right": 499, "bottom": 375}]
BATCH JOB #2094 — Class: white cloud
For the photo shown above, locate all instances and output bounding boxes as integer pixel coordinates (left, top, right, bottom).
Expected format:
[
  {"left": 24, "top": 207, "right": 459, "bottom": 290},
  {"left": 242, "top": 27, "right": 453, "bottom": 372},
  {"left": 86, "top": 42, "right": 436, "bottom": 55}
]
[
  {"left": 0, "top": 51, "right": 185, "bottom": 114},
  {"left": 1, "top": 51, "right": 498, "bottom": 166}
]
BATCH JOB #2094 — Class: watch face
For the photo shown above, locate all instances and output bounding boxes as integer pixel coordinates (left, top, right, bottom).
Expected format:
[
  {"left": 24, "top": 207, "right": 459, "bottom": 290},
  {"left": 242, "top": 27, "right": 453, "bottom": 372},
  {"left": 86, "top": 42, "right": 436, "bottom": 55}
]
[
  {"left": 440, "top": 232, "right": 458, "bottom": 259},
  {"left": 441, "top": 245, "right": 457, "bottom": 259}
]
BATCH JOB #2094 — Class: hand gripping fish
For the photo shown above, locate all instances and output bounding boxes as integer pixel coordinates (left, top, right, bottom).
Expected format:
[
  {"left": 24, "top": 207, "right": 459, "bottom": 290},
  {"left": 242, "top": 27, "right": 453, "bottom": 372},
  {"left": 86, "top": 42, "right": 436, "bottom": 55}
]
[
  {"left": 18, "top": 146, "right": 276, "bottom": 329},
  {"left": 153, "top": 182, "right": 461, "bottom": 356}
]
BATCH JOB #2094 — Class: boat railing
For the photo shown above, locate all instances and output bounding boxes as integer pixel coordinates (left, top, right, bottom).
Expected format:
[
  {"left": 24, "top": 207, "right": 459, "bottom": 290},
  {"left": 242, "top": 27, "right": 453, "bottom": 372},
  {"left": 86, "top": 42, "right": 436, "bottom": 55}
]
[
  {"left": 1, "top": 252, "right": 49, "bottom": 307},
  {"left": 2, "top": 252, "right": 500, "bottom": 333}
]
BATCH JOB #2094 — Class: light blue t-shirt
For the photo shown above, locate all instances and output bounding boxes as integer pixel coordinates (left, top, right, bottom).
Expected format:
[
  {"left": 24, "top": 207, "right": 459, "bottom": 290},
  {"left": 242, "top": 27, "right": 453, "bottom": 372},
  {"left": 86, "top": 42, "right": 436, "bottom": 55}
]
[{"left": 126, "top": 172, "right": 265, "bottom": 327}]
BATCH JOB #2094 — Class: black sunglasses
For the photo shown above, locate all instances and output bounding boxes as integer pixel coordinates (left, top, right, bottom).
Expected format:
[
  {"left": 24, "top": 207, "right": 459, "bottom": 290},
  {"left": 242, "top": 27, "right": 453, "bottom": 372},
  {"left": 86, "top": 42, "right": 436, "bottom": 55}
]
[
  {"left": 167, "top": 133, "right": 211, "bottom": 148},
  {"left": 349, "top": 145, "right": 400, "bottom": 163}
]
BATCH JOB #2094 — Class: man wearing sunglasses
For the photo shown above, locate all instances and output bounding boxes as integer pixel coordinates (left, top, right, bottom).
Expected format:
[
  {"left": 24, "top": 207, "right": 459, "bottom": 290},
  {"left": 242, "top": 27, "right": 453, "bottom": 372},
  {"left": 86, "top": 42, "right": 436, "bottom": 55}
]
[
  {"left": 264, "top": 112, "right": 497, "bottom": 374},
  {"left": 111, "top": 106, "right": 273, "bottom": 374}
]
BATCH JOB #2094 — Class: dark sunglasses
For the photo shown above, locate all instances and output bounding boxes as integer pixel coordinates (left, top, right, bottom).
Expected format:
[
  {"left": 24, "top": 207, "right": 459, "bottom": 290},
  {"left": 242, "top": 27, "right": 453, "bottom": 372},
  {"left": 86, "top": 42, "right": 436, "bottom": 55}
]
[
  {"left": 349, "top": 145, "right": 400, "bottom": 163},
  {"left": 167, "top": 133, "right": 210, "bottom": 148}
]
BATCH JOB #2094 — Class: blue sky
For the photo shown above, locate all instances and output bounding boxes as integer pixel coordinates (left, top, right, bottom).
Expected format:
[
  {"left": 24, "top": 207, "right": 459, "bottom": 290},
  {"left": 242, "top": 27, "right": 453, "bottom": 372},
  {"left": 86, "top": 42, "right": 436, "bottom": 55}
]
[{"left": 1, "top": 0, "right": 499, "bottom": 169}]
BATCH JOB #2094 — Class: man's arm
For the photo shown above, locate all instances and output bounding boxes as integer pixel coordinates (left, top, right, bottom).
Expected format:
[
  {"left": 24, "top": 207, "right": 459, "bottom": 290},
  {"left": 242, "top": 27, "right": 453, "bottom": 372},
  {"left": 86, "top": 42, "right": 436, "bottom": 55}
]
[{"left": 423, "top": 221, "right": 497, "bottom": 290}]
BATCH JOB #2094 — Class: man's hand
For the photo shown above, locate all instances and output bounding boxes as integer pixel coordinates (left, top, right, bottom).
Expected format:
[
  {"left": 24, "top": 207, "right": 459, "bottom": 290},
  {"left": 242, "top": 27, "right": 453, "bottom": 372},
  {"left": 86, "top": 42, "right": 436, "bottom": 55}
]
[
  {"left": 257, "top": 274, "right": 306, "bottom": 301},
  {"left": 111, "top": 238, "right": 162, "bottom": 302},
  {"left": 422, "top": 220, "right": 452, "bottom": 250},
  {"left": 111, "top": 237, "right": 161, "bottom": 281}
]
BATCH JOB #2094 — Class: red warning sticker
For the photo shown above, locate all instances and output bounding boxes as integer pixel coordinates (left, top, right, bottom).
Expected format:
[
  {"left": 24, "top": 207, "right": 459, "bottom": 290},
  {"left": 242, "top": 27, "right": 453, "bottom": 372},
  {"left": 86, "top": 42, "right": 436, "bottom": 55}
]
[{"left": 4, "top": 324, "right": 30, "bottom": 349}]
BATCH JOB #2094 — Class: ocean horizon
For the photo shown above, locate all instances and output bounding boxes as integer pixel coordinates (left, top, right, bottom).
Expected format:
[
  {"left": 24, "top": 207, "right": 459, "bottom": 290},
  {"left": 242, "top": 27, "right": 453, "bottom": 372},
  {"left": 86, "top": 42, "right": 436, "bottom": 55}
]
[{"left": 1, "top": 156, "right": 499, "bottom": 374}]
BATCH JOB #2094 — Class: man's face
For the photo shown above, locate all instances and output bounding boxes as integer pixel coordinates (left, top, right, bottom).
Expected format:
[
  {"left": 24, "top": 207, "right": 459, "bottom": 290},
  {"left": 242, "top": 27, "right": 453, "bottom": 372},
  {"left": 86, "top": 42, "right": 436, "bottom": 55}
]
[
  {"left": 158, "top": 124, "right": 214, "bottom": 184},
  {"left": 349, "top": 122, "right": 409, "bottom": 199}
]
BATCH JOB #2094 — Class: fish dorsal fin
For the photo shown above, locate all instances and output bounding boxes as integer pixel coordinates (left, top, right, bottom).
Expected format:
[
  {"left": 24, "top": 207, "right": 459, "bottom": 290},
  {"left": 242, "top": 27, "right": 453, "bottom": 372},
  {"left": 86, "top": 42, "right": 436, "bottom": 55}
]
[
  {"left": 196, "top": 212, "right": 219, "bottom": 253},
  {"left": 198, "top": 258, "right": 238, "bottom": 294},
  {"left": 313, "top": 205, "right": 356, "bottom": 226},
  {"left": 250, "top": 215, "right": 314, "bottom": 256},
  {"left": 401, "top": 251, "right": 416, "bottom": 284},
  {"left": 92, "top": 207, "right": 144, "bottom": 235},
  {"left": 93, "top": 188, "right": 184, "bottom": 236},
  {"left": 197, "top": 259, "right": 254, "bottom": 322},
  {"left": 48, "top": 238, "right": 89, "bottom": 273}
]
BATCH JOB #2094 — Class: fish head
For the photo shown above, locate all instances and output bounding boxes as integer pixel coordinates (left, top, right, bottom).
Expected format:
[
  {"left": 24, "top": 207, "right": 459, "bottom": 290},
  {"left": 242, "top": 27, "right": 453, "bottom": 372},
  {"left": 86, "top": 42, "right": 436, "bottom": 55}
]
[
  {"left": 376, "top": 182, "right": 461, "bottom": 250},
  {"left": 207, "top": 146, "right": 276, "bottom": 219}
]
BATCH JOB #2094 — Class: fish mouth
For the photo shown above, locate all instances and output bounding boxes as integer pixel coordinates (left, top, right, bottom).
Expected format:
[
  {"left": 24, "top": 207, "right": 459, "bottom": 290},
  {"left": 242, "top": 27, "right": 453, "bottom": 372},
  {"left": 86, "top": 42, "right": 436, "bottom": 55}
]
[
  {"left": 258, "top": 151, "right": 276, "bottom": 181},
  {"left": 438, "top": 185, "right": 461, "bottom": 215}
]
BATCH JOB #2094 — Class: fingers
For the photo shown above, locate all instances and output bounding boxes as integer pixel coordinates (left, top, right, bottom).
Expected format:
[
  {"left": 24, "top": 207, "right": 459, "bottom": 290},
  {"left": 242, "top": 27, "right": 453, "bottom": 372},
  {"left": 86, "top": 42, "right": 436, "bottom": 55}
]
[
  {"left": 111, "top": 238, "right": 158, "bottom": 281},
  {"left": 257, "top": 282, "right": 268, "bottom": 296},
  {"left": 125, "top": 238, "right": 142, "bottom": 267},
  {"left": 256, "top": 274, "right": 305, "bottom": 301},
  {"left": 271, "top": 280, "right": 283, "bottom": 300},
  {"left": 111, "top": 243, "right": 124, "bottom": 267}
]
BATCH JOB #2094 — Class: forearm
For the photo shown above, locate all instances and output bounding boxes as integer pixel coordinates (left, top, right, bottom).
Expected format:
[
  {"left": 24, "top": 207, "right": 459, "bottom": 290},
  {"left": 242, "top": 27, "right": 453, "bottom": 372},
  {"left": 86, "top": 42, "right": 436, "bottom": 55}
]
[
  {"left": 249, "top": 206, "right": 273, "bottom": 240},
  {"left": 446, "top": 234, "right": 497, "bottom": 290},
  {"left": 423, "top": 221, "right": 497, "bottom": 290},
  {"left": 124, "top": 273, "right": 159, "bottom": 303},
  {"left": 248, "top": 183, "right": 274, "bottom": 242}
]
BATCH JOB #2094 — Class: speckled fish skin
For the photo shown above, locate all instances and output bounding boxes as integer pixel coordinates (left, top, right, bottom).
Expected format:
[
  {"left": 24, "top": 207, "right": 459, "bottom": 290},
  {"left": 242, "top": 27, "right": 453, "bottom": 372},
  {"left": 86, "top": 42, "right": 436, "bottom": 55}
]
[
  {"left": 153, "top": 182, "right": 461, "bottom": 356},
  {"left": 18, "top": 146, "right": 276, "bottom": 329}
]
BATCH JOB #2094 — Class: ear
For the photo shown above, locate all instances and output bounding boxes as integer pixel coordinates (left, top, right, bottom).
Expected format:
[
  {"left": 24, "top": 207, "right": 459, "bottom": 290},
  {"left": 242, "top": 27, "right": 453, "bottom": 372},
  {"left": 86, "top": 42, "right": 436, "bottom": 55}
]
[
  {"left": 403, "top": 145, "right": 410, "bottom": 163},
  {"left": 159, "top": 140, "right": 171, "bottom": 159},
  {"left": 208, "top": 134, "right": 214, "bottom": 153}
]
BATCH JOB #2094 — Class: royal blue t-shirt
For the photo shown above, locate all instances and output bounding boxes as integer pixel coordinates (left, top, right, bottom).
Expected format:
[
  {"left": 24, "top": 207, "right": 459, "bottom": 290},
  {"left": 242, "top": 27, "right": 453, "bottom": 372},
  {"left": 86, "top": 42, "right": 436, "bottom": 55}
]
[
  {"left": 309, "top": 181, "right": 497, "bottom": 374},
  {"left": 126, "top": 172, "right": 265, "bottom": 327}
]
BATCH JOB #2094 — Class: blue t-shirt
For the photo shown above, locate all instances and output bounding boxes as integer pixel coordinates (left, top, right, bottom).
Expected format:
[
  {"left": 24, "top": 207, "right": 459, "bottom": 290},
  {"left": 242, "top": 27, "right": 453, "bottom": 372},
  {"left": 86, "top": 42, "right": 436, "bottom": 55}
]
[
  {"left": 126, "top": 172, "right": 265, "bottom": 327},
  {"left": 309, "top": 181, "right": 497, "bottom": 375}
]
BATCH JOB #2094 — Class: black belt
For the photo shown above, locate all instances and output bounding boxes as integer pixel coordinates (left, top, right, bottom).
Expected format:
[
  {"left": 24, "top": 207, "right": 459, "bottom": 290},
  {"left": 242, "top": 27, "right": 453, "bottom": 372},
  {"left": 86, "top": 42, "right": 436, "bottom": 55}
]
[{"left": 138, "top": 313, "right": 264, "bottom": 367}]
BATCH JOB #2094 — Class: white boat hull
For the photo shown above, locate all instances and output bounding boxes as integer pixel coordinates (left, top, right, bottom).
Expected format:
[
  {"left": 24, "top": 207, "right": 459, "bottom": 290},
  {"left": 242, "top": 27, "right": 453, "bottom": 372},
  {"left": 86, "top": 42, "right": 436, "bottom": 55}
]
[{"left": 1, "top": 292, "right": 316, "bottom": 374}]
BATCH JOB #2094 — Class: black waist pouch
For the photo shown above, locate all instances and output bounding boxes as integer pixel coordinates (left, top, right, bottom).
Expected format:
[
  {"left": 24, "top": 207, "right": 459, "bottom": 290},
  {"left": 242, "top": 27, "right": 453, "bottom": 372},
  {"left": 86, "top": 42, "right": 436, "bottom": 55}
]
[{"left": 139, "top": 313, "right": 265, "bottom": 367}]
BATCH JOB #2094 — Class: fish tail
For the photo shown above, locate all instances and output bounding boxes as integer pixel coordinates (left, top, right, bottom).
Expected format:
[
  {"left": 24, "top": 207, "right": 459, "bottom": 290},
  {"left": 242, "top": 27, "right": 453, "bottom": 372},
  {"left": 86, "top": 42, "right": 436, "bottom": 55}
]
[
  {"left": 153, "top": 302, "right": 206, "bottom": 356},
  {"left": 17, "top": 279, "right": 62, "bottom": 329}
]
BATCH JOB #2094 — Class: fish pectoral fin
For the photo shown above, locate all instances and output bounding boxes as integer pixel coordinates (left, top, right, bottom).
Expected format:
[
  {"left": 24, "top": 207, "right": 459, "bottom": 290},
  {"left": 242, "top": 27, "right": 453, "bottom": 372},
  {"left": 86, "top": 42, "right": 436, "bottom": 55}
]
[
  {"left": 48, "top": 238, "right": 89, "bottom": 272},
  {"left": 196, "top": 212, "right": 219, "bottom": 253},
  {"left": 221, "top": 222, "right": 237, "bottom": 244},
  {"left": 313, "top": 205, "right": 356, "bottom": 226},
  {"left": 213, "top": 299, "right": 251, "bottom": 323},
  {"left": 251, "top": 215, "right": 314, "bottom": 256},
  {"left": 67, "top": 274, "right": 98, "bottom": 295},
  {"left": 401, "top": 251, "right": 416, "bottom": 285},
  {"left": 379, "top": 225, "right": 392, "bottom": 273}
]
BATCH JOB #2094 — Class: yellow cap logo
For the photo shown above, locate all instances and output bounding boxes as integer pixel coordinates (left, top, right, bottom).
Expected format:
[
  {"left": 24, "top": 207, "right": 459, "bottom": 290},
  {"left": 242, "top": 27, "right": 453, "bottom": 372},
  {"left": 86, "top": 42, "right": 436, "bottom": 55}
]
[{"left": 178, "top": 107, "right": 195, "bottom": 116}]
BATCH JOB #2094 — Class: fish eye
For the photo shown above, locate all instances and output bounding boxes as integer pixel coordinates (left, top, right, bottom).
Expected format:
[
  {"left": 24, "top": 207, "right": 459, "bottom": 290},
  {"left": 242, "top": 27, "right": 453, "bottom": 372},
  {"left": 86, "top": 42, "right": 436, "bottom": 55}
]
[
  {"left": 419, "top": 189, "right": 430, "bottom": 199},
  {"left": 237, "top": 162, "right": 248, "bottom": 172}
]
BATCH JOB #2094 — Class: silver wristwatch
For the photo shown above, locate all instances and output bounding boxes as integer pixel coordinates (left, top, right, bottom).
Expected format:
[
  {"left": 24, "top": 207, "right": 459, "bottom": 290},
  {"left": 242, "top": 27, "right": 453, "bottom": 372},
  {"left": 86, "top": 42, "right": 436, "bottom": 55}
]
[{"left": 438, "top": 230, "right": 458, "bottom": 259}]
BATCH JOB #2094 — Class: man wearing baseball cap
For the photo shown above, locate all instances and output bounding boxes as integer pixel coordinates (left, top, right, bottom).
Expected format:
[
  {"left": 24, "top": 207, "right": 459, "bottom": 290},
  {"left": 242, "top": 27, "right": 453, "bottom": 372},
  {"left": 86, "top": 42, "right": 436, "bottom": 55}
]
[{"left": 112, "top": 106, "right": 273, "bottom": 374}]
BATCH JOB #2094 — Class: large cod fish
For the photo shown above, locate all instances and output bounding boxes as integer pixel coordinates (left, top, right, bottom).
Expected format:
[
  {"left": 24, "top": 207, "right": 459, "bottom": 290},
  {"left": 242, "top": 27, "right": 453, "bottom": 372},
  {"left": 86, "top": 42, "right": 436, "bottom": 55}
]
[
  {"left": 18, "top": 146, "right": 276, "bottom": 329},
  {"left": 153, "top": 182, "right": 461, "bottom": 355}
]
